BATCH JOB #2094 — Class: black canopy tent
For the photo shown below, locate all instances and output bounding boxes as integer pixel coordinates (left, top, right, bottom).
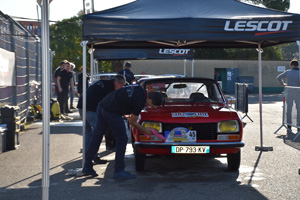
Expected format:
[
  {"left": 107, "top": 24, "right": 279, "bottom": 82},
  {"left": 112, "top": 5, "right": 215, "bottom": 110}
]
[
  {"left": 92, "top": 48, "right": 194, "bottom": 79},
  {"left": 81, "top": 0, "right": 300, "bottom": 153},
  {"left": 82, "top": 0, "right": 300, "bottom": 49}
]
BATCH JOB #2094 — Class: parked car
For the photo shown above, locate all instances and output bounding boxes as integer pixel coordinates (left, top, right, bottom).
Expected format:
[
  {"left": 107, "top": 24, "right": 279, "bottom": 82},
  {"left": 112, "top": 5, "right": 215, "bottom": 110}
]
[
  {"left": 129, "top": 77, "right": 244, "bottom": 171},
  {"left": 93, "top": 73, "right": 117, "bottom": 81},
  {"left": 133, "top": 74, "right": 156, "bottom": 83},
  {"left": 162, "top": 74, "right": 185, "bottom": 77}
]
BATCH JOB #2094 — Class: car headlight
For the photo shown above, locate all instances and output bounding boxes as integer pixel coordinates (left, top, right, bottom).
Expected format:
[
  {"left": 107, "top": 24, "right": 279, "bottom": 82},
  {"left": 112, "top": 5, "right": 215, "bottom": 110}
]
[
  {"left": 217, "top": 120, "right": 239, "bottom": 133},
  {"left": 141, "top": 121, "right": 162, "bottom": 133}
]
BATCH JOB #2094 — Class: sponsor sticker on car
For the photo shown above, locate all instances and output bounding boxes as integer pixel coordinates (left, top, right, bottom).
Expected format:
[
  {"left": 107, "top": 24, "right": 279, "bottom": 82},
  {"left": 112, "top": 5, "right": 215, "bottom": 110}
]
[
  {"left": 165, "top": 127, "right": 196, "bottom": 143},
  {"left": 171, "top": 112, "right": 209, "bottom": 118}
]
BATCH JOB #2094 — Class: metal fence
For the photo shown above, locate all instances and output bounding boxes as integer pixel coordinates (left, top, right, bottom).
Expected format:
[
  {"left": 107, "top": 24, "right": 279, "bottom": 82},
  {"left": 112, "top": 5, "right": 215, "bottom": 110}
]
[
  {"left": 0, "top": 12, "right": 42, "bottom": 123},
  {"left": 275, "top": 86, "right": 300, "bottom": 141}
]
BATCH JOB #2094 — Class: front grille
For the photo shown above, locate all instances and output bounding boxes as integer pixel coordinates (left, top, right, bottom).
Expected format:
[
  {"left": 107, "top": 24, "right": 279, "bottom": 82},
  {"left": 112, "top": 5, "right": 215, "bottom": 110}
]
[{"left": 163, "top": 123, "right": 218, "bottom": 140}]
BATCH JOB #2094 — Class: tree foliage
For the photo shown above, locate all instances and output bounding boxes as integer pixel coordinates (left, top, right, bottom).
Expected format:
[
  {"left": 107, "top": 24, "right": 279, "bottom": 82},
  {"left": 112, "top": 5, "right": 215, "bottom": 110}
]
[
  {"left": 281, "top": 42, "right": 299, "bottom": 60},
  {"left": 50, "top": 11, "right": 85, "bottom": 73},
  {"left": 240, "top": 0, "right": 290, "bottom": 11}
]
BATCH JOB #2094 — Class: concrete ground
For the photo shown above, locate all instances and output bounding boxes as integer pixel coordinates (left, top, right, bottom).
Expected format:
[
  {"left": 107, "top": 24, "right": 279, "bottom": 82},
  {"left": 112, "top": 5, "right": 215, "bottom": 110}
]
[{"left": 0, "top": 93, "right": 299, "bottom": 200}]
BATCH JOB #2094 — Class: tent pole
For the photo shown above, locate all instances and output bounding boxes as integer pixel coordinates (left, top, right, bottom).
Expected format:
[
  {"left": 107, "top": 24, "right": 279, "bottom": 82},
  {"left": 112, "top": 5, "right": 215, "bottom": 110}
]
[
  {"left": 95, "top": 60, "right": 98, "bottom": 75},
  {"left": 255, "top": 43, "right": 273, "bottom": 152},
  {"left": 41, "top": 0, "right": 50, "bottom": 200},
  {"left": 184, "top": 59, "right": 186, "bottom": 77},
  {"left": 297, "top": 41, "right": 300, "bottom": 61},
  {"left": 191, "top": 59, "right": 194, "bottom": 77},
  {"left": 82, "top": 41, "right": 88, "bottom": 168},
  {"left": 90, "top": 45, "right": 94, "bottom": 83}
]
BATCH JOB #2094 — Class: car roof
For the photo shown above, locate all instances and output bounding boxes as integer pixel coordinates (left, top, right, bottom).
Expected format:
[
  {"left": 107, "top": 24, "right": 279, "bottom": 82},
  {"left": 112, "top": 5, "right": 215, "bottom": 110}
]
[
  {"left": 94, "top": 73, "right": 117, "bottom": 76},
  {"left": 140, "top": 76, "right": 216, "bottom": 84}
]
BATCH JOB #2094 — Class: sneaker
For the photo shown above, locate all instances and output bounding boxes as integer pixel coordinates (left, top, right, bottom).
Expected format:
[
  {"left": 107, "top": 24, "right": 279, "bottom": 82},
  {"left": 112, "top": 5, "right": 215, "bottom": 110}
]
[
  {"left": 114, "top": 171, "right": 136, "bottom": 179},
  {"left": 70, "top": 106, "right": 76, "bottom": 109},
  {"left": 93, "top": 158, "right": 108, "bottom": 165},
  {"left": 65, "top": 110, "right": 73, "bottom": 113},
  {"left": 60, "top": 114, "right": 73, "bottom": 121},
  {"left": 106, "top": 146, "right": 116, "bottom": 152},
  {"left": 82, "top": 167, "right": 98, "bottom": 177}
]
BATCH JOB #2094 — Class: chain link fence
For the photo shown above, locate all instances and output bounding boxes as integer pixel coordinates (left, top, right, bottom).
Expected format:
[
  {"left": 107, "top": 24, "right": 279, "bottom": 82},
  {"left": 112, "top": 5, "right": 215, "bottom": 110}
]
[{"left": 0, "top": 12, "right": 42, "bottom": 123}]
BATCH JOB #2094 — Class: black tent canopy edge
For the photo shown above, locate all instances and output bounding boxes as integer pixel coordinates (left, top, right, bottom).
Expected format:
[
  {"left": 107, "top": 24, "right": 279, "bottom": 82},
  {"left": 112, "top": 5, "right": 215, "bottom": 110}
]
[
  {"left": 87, "top": 40, "right": 295, "bottom": 49},
  {"left": 94, "top": 48, "right": 194, "bottom": 60},
  {"left": 82, "top": 0, "right": 300, "bottom": 49}
]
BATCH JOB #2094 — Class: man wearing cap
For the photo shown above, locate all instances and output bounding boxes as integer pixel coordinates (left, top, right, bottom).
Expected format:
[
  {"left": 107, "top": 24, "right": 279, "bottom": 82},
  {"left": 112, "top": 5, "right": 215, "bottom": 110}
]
[{"left": 82, "top": 85, "right": 163, "bottom": 179}]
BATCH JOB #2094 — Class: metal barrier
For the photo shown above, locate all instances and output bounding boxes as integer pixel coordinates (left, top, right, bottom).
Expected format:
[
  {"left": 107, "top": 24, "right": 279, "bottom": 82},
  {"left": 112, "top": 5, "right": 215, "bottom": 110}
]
[
  {"left": 0, "top": 12, "right": 42, "bottom": 124},
  {"left": 274, "top": 86, "right": 300, "bottom": 141}
]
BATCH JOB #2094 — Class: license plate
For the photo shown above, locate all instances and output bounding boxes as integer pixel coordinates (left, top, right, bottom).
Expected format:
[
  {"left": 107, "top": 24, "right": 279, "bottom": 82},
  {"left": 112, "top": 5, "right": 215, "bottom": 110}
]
[{"left": 171, "top": 146, "right": 210, "bottom": 154}]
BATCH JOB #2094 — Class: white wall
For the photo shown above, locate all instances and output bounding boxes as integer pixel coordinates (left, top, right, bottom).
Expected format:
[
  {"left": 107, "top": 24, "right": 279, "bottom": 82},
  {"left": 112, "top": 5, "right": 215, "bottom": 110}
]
[{"left": 128, "top": 59, "right": 290, "bottom": 89}]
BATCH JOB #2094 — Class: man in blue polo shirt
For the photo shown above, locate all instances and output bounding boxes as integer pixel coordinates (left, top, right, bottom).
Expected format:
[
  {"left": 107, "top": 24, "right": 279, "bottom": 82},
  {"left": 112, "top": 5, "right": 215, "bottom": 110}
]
[
  {"left": 82, "top": 85, "right": 163, "bottom": 179},
  {"left": 77, "top": 74, "right": 126, "bottom": 164}
]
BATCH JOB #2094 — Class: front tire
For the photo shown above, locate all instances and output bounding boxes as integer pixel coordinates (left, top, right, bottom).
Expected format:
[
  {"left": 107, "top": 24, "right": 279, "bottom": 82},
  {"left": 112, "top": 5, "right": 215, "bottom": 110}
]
[
  {"left": 134, "top": 147, "right": 145, "bottom": 171},
  {"left": 227, "top": 150, "right": 241, "bottom": 171}
]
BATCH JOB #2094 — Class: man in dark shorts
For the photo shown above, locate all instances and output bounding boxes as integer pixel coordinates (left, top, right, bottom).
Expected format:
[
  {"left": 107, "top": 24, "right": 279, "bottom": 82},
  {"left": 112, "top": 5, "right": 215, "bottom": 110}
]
[
  {"left": 77, "top": 75, "right": 126, "bottom": 164},
  {"left": 82, "top": 85, "right": 163, "bottom": 179}
]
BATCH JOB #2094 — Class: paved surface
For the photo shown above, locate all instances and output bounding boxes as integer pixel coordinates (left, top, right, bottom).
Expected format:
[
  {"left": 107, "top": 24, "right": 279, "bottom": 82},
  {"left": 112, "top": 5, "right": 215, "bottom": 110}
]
[{"left": 0, "top": 94, "right": 300, "bottom": 200}]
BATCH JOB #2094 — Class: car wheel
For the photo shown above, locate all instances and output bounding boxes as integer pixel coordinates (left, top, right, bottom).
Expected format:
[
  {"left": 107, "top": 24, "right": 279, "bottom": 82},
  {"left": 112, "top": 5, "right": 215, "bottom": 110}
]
[
  {"left": 227, "top": 150, "right": 241, "bottom": 171},
  {"left": 134, "top": 147, "right": 145, "bottom": 171}
]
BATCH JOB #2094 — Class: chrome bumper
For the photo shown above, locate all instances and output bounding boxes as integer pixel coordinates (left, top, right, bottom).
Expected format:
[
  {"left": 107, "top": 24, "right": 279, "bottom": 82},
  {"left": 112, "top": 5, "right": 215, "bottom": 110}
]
[{"left": 134, "top": 141, "right": 245, "bottom": 149}]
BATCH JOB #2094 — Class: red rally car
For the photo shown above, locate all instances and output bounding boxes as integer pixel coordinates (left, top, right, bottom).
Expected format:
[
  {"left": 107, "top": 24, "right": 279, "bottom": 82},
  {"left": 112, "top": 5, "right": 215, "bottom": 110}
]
[{"left": 130, "top": 77, "right": 244, "bottom": 171}]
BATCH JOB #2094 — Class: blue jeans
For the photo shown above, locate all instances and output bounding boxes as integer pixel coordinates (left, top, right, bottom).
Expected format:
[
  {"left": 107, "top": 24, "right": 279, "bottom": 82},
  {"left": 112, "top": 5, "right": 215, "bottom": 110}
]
[
  {"left": 84, "top": 105, "right": 127, "bottom": 173},
  {"left": 69, "top": 87, "right": 74, "bottom": 107},
  {"left": 78, "top": 109, "right": 97, "bottom": 157}
]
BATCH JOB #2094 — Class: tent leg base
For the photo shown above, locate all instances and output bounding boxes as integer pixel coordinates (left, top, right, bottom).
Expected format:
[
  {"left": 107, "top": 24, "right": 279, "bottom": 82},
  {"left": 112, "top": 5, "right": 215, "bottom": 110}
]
[
  {"left": 274, "top": 124, "right": 286, "bottom": 134},
  {"left": 255, "top": 146, "right": 273, "bottom": 151},
  {"left": 242, "top": 113, "right": 253, "bottom": 122},
  {"left": 293, "top": 131, "right": 300, "bottom": 142}
]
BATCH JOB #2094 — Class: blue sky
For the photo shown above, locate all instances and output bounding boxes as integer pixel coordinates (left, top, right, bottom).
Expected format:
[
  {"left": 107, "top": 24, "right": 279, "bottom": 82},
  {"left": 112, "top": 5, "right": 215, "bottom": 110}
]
[
  {"left": 0, "top": 0, "right": 299, "bottom": 21},
  {"left": 0, "top": 0, "right": 135, "bottom": 21}
]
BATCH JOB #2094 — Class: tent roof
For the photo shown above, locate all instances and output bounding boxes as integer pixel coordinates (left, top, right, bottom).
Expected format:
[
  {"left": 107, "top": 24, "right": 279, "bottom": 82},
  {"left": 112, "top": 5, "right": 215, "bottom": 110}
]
[{"left": 82, "top": 0, "right": 300, "bottom": 49}]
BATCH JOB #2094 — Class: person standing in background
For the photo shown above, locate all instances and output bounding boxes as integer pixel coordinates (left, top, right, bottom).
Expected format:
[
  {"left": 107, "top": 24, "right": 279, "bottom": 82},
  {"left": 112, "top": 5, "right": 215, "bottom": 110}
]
[
  {"left": 77, "top": 66, "right": 90, "bottom": 97},
  {"left": 57, "top": 62, "right": 74, "bottom": 115},
  {"left": 54, "top": 60, "right": 66, "bottom": 98},
  {"left": 117, "top": 62, "right": 135, "bottom": 85},
  {"left": 69, "top": 63, "right": 76, "bottom": 109},
  {"left": 277, "top": 59, "right": 300, "bottom": 133}
]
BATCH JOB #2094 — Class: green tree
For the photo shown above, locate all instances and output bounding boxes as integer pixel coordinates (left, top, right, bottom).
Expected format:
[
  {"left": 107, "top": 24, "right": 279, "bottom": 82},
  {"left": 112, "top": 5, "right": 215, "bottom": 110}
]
[
  {"left": 240, "top": 0, "right": 290, "bottom": 11},
  {"left": 280, "top": 42, "right": 299, "bottom": 60},
  {"left": 50, "top": 11, "right": 85, "bottom": 73}
]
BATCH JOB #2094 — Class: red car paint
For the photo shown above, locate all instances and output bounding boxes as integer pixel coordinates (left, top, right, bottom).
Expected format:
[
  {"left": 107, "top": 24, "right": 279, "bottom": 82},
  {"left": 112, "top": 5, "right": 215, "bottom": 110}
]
[{"left": 130, "top": 77, "right": 244, "bottom": 171}]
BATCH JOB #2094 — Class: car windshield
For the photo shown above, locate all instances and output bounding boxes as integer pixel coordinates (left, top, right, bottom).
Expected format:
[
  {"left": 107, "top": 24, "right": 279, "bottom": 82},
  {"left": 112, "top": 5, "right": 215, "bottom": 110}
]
[{"left": 145, "top": 80, "right": 224, "bottom": 103}]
